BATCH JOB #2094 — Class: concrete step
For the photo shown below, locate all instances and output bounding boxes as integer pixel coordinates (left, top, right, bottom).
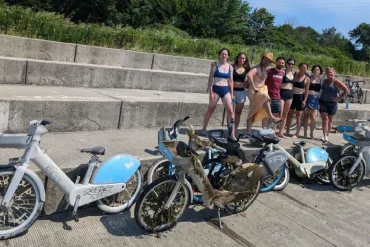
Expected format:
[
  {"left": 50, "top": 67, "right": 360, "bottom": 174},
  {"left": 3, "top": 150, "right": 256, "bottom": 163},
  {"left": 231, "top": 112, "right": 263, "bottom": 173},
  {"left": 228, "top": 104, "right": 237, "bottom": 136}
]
[
  {"left": 0, "top": 34, "right": 213, "bottom": 74},
  {"left": 0, "top": 56, "right": 209, "bottom": 93},
  {"left": 0, "top": 127, "right": 347, "bottom": 215},
  {"left": 0, "top": 84, "right": 233, "bottom": 133},
  {"left": 0, "top": 84, "right": 370, "bottom": 133}
]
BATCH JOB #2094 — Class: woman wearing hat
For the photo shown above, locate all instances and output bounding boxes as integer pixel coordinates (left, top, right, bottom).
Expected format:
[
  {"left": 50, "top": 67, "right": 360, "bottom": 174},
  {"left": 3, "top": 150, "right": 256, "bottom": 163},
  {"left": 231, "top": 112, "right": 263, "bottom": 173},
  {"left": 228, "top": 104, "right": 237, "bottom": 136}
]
[{"left": 246, "top": 53, "right": 280, "bottom": 134}]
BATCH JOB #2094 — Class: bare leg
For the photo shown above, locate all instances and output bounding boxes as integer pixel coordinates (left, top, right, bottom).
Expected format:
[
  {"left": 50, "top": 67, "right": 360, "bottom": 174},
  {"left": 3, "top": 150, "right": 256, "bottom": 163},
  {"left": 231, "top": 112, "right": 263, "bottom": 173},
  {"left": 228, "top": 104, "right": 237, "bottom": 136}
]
[
  {"left": 203, "top": 94, "right": 220, "bottom": 130},
  {"left": 328, "top": 115, "right": 334, "bottom": 139},
  {"left": 293, "top": 111, "right": 303, "bottom": 138},
  {"left": 285, "top": 109, "right": 295, "bottom": 135},
  {"left": 263, "top": 101, "right": 280, "bottom": 123},
  {"left": 247, "top": 117, "right": 253, "bottom": 134},
  {"left": 262, "top": 117, "right": 268, "bottom": 128},
  {"left": 303, "top": 108, "right": 310, "bottom": 138},
  {"left": 278, "top": 99, "right": 292, "bottom": 138},
  {"left": 321, "top": 112, "right": 329, "bottom": 140},
  {"left": 234, "top": 103, "right": 244, "bottom": 130},
  {"left": 221, "top": 93, "right": 236, "bottom": 139},
  {"left": 310, "top": 109, "right": 317, "bottom": 139}
]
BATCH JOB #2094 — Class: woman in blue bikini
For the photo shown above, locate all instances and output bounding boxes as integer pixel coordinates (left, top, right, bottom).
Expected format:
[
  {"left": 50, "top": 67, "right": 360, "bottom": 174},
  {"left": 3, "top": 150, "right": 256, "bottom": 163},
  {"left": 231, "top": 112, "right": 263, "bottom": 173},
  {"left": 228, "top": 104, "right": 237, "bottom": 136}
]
[{"left": 202, "top": 48, "right": 235, "bottom": 139}]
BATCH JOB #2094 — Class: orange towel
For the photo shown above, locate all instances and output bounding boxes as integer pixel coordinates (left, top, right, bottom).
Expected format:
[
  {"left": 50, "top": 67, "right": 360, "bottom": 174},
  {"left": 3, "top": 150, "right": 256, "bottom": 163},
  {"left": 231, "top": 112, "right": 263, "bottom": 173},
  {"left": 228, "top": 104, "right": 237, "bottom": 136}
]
[{"left": 247, "top": 84, "right": 270, "bottom": 123}]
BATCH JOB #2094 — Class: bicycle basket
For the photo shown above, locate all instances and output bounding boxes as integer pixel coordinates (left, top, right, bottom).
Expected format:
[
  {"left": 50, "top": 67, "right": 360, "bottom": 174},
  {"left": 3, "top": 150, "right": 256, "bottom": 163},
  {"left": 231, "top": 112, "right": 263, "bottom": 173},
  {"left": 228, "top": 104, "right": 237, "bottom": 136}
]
[
  {"left": 158, "top": 140, "right": 197, "bottom": 169},
  {"left": 263, "top": 151, "right": 288, "bottom": 176}
]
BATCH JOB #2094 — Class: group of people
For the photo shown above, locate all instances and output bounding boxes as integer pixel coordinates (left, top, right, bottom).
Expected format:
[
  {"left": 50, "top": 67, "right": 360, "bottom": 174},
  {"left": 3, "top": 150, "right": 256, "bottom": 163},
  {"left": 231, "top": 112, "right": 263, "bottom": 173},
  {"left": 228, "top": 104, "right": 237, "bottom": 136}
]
[{"left": 202, "top": 48, "right": 350, "bottom": 143}]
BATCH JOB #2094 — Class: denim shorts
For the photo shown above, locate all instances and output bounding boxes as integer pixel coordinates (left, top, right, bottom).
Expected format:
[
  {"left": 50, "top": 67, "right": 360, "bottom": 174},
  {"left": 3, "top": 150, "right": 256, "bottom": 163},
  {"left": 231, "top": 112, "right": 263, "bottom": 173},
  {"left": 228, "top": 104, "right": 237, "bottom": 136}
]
[{"left": 234, "top": 89, "right": 247, "bottom": 104}]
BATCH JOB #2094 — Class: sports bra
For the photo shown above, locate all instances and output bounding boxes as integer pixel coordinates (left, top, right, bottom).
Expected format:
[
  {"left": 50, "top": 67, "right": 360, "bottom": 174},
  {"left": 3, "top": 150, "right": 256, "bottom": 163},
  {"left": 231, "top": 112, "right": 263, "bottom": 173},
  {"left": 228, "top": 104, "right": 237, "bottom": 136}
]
[
  {"left": 233, "top": 68, "right": 247, "bottom": 82},
  {"left": 214, "top": 64, "right": 231, "bottom": 79},
  {"left": 309, "top": 82, "right": 321, "bottom": 92},
  {"left": 282, "top": 73, "right": 294, "bottom": 84},
  {"left": 293, "top": 76, "right": 306, "bottom": 89}
]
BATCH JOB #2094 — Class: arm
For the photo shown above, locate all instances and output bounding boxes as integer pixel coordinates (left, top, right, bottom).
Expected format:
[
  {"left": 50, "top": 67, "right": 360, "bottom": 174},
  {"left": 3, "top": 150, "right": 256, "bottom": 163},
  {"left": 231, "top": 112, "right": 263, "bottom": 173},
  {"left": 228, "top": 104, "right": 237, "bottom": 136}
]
[
  {"left": 302, "top": 77, "right": 310, "bottom": 107},
  {"left": 333, "top": 79, "right": 349, "bottom": 102},
  {"left": 247, "top": 67, "right": 259, "bottom": 92},
  {"left": 229, "top": 66, "right": 234, "bottom": 99}
]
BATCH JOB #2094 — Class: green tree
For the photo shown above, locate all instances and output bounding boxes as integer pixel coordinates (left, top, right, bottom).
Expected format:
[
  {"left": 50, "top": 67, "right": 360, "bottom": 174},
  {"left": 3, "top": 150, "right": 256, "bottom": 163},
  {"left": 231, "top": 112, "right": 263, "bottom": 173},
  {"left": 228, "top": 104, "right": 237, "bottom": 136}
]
[
  {"left": 246, "top": 8, "right": 275, "bottom": 45},
  {"left": 349, "top": 22, "right": 370, "bottom": 48}
]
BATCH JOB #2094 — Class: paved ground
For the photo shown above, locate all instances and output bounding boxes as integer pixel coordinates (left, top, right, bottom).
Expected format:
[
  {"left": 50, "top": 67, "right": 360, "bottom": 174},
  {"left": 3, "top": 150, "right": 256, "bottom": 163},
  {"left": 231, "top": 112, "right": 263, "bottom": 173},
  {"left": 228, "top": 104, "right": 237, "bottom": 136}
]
[
  {"left": 5, "top": 175, "right": 370, "bottom": 247},
  {"left": 2, "top": 128, "right": 369, "bottom": 246}
]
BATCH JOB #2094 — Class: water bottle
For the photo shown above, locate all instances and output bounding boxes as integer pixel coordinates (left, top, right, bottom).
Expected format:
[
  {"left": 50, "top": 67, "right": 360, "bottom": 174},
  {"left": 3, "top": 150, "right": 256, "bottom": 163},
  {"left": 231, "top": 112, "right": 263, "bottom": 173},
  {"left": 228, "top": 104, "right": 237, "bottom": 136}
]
[{"left": 345, "top": 99, "right": 350, "bottom": 109}]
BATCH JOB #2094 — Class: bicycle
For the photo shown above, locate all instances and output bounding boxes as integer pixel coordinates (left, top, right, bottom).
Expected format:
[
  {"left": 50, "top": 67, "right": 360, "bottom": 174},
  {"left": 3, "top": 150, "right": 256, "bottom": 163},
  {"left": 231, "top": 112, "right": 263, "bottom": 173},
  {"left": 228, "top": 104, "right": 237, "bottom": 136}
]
[
  {"left": 0, "top": 120, "right": 142, "bottom": 239},
  {"left": 339, "top": 77, "right": 366, "bottom": 104},
  {"left": 134, "top": 124, "right": 288, "bottom": 233},
  {"left": 147, "top": 117, "right": 288, "bottom": 198}
]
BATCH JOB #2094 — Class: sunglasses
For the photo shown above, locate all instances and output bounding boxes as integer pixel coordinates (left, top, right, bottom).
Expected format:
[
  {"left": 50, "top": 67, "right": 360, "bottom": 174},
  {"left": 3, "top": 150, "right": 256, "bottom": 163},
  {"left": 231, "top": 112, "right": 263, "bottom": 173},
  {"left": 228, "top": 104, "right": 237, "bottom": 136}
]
[{"left": 287, "top": 63, "right": 295, "bottom": 66}]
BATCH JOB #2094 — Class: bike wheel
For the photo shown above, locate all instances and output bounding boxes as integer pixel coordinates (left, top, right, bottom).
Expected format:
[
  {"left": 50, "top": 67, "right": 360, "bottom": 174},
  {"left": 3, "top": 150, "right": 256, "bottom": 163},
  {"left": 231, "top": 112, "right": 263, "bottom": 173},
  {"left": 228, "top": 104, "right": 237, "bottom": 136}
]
[
  {"left": 260, "top": 164, "right": 286, "bottom": 192},
  {"left": 224, "top": 179, "right": 261, "bottom": 214},
  {"left": 146, "top": 158, "right": 174, "bottom": 185},
  {"left": 97, "top": 170, "right": 142, "bottom": 213},
  {"left": 272, "top": 164, "right": 290, "bottom": 191},
  {"left": 340, "top": 143, "right": 357, "bottom": 156},
  {"left": 329, "top": 155, "right": 365, "bottom": 191},
  {"left": 315, "top": 156, "right": 333, "bottom": 185},
  {"left": 0, "top": 170, "right": 43, "bottom": 240},
  {"left": 134, "top": 176, "right": 190, "bottom": 233}
]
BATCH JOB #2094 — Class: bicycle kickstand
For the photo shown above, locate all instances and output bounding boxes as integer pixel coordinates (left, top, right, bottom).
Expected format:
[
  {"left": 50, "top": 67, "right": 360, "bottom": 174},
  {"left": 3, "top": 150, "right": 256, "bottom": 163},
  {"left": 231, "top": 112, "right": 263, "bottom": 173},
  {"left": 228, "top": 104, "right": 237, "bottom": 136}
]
[{"left": 72, "top": 196, "right": 80, "bottom": 222}]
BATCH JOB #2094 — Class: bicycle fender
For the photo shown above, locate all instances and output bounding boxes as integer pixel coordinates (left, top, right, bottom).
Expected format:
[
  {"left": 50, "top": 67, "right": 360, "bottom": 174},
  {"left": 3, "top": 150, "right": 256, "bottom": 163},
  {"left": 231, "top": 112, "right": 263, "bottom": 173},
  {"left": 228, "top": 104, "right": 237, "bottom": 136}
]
[
  {"left": 24, "top": 169, "right": 46, "bottom": 202},
  {"left": 0, "top": 166, "right": 46, "bottom": 202},
  {"left": 184, "top": 179, "right": 194, "bottom": 203}
]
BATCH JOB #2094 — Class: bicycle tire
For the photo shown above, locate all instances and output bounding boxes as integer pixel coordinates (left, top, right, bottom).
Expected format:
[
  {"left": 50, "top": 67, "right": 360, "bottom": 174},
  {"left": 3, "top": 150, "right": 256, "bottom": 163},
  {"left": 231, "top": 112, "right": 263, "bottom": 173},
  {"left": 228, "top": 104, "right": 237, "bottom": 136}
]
[
  {"left": 356, "top": 86, "right": 364, "bottom": 104},
  {"left": 134, "top": 176, "right": 190, "bottom": 233},
  {"left": 97, "top": 170, "right": 142, "bottom": 213},
  {"left": 0, "top": 170, "right": 44, "bottom": 240}
]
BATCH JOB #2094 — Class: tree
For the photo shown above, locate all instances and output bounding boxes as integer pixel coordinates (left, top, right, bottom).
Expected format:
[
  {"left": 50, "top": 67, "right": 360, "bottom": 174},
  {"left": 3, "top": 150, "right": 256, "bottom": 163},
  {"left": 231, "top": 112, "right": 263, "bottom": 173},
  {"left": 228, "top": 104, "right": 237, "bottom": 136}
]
[
  {"left": 349, "top": 22, "right": 370, "bottom": 48},
  {"left": 246, "top": 8, "right": 275, "bottom": 45}
]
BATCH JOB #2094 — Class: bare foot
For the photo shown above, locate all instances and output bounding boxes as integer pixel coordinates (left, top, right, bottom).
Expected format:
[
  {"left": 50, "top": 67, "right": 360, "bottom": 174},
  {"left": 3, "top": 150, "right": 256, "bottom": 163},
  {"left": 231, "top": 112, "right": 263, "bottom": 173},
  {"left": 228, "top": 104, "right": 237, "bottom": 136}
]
[
  {"left": 277, "top": 133, "right": 287, "bottom": 139},
  {"left": 310, "top": 133, "right": 314, "bottom": 140},
  {"left": 292, "top": 135, "right": 298, "bottom": 139}
]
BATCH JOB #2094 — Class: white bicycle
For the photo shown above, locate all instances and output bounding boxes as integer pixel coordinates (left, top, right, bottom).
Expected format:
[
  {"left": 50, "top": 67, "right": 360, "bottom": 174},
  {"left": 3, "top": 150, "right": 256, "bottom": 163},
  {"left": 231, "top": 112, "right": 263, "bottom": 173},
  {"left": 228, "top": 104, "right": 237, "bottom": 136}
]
[{"left": 0, "top": 120, "right": 142, "bottom": 239}]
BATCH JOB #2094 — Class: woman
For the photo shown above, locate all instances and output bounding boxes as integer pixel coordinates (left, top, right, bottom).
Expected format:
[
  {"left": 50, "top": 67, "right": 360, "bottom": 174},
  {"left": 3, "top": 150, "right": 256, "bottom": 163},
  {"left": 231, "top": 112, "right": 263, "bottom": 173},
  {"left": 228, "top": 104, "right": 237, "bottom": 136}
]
[
  {"left": 233, "top": 52, "right": 250, "bottom": 135},
  {"left": 286, "top": 63, "right": 310, "bottom": 139},
  {"left": 303, "top": 65, "right": 323, "bottom": 139},
  {"left": 278, "top": 58, "right": 295, "bottom": 138},
  {"left": 202, "top": 48, "right": 235, "bottom": 139},
  {"left": 319, "top": 67, "right": 349, "bottom": 143}
]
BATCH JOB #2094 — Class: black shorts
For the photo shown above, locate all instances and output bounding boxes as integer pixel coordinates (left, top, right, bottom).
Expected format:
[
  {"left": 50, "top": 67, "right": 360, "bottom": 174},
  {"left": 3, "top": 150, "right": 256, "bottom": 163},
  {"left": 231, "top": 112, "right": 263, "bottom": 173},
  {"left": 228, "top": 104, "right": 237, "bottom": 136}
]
[
  {"left": 280, "top": 89, "right": 293, "bottom": 100},
  {"left": 290, "top": 94, "right": 304, "bottom": 111},
  {"left": 270, "top": 99, "right": 281, "bottom": 114},
  {"left": 319, "top": 100, "right": 338, "bottom": 115}
]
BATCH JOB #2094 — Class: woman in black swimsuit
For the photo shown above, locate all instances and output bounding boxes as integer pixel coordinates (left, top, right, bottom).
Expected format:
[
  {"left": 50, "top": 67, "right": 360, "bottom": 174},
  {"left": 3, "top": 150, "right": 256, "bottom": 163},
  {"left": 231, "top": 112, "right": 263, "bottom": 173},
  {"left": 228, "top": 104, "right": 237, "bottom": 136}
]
[
  {"left": 278, "top": 58, "right": 294, "bottom": 138},
  {"left": 233, "top": 52, "right": 250, "bottom": 134},
  {"left": 285, "top": 63, "right": 310, "bottom": 139}
]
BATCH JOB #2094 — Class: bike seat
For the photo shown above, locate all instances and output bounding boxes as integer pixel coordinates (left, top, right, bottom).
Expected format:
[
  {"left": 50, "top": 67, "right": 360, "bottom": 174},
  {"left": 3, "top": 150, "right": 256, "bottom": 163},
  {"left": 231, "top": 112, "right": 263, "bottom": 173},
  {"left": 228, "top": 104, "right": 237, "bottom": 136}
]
[
  {"left": 81, "top": 146, "right": 105, "bottom": 155},
  {"left": 261, "top": 135, "right": 279, "bottom": 145},
  {"left": 293, "top": 141, "right": 306, "bottom": 146}
]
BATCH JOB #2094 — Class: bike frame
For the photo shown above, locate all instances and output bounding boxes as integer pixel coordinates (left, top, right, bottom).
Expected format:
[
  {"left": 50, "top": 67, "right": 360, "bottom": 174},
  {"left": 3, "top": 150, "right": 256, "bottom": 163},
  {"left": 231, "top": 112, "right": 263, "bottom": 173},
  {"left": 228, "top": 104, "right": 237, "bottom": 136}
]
[
  {"left": 342, "top": 133, "right": 370, "bottom": 176},
  {"left": 1, "top": 121, "right": 127, "bottom": 209}
]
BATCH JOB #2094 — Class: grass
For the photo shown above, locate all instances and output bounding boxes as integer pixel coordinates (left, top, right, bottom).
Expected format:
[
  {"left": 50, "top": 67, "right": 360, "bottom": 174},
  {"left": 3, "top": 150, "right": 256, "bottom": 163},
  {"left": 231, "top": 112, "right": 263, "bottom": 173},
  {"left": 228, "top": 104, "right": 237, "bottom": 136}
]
[{"left": 0, "top": 5, "right": 369, "bottom": 76}]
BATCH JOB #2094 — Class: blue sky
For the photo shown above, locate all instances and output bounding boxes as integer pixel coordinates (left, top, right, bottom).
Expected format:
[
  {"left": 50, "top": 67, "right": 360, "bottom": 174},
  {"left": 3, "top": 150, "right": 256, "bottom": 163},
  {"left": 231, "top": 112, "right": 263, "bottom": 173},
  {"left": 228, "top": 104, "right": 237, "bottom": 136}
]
[{"left": 247, "top": 0, "right": 370, "bottom": 39}]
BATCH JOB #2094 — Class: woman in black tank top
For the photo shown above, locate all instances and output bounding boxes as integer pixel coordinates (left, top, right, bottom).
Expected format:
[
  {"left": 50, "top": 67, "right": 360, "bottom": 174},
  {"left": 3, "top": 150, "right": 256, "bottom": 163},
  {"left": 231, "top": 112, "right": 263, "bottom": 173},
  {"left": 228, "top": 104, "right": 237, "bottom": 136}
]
[
  {"left": 232, "top": 52, "right": 250, "bottom": 135},
  {"left": 319, "top": 67, "right": 348, "bottom": 143}
]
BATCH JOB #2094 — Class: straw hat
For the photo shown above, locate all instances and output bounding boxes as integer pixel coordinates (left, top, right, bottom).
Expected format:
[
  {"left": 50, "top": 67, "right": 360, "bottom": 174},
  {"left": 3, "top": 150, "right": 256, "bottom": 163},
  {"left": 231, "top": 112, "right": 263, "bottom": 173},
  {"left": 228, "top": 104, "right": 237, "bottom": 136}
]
[{"left": 262, "top": 52, "right": 275, "bottom": 64}]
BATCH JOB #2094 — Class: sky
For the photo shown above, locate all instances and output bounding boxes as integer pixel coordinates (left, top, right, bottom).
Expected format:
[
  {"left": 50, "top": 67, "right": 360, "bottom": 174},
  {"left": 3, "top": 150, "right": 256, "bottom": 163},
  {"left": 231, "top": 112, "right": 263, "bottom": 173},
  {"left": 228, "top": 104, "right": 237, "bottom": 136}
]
[{"left": 247, "top": 0, "right": 370, "bottom": 39}]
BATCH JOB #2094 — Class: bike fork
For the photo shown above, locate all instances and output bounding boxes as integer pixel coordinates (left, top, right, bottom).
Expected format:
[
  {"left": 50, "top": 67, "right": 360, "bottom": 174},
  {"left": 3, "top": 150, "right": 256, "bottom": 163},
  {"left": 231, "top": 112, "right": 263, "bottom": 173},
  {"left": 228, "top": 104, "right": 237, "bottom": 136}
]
[
  {"left": 164, "top": 172, "right": 186, "bottom": 210},
  {"left": 1, "top": 164, "right": 28, "bottom": 208}
]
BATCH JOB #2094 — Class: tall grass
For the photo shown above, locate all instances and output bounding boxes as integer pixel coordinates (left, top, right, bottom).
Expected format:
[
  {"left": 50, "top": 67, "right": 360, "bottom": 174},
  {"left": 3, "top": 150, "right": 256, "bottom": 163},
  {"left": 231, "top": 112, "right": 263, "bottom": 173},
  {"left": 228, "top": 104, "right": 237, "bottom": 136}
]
[{"left": 0, "top": 6, "right": 369, "bottom": 76}]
